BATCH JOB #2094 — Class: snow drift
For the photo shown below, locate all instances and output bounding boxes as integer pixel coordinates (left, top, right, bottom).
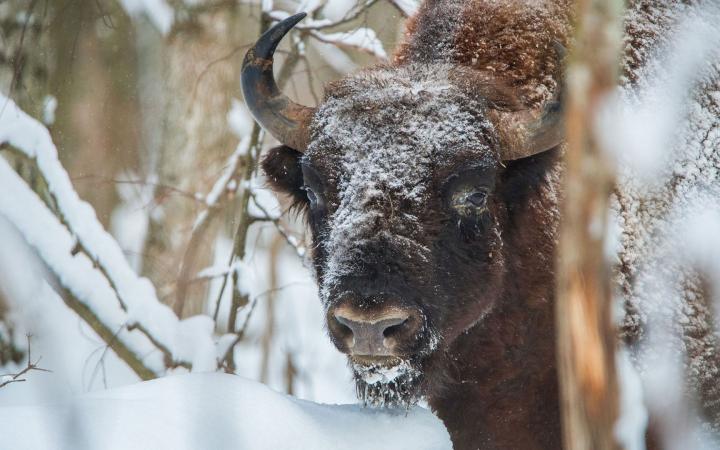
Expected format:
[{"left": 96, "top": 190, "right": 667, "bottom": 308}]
[{"left": 0, "top": 373, "right": 452, "bottom": 450}]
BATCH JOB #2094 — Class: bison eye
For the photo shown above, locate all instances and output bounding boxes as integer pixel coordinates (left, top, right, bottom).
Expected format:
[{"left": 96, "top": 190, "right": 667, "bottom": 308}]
[
  {"left": 451, "top": 188, "right": 489, "bottom": 213},
  {"left": 302, "top": 185, "right": 320, "bottom": 209}
]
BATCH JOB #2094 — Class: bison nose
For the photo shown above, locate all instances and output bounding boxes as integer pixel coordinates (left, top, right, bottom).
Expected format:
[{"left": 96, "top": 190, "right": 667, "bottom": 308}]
[{"left": 330, "top": 306, "right": 417, "bottom": 356}]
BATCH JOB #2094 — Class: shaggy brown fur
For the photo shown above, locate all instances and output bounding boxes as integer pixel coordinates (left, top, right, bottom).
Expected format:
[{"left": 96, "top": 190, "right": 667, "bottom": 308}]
[
  {"left": 261, "top": 1, "right": 720, "bottom": 449},
  {"left": 395, "top": 0, "right": 572, "bottom": 107}
]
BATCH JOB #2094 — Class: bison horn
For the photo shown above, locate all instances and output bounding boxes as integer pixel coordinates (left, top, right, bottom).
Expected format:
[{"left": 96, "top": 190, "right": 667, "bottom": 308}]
[
  {"left": 495, "top": 42, "right": 566, "bottom": 160},
  {"left": 494, "top": 97, "right": 564, "bottom": 160},
  {"left": 241, "top": 13, "right": 315, "bottom": 152}
]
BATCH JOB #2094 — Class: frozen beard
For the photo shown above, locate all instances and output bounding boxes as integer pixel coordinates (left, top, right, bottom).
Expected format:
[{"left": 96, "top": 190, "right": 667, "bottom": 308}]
[{"left": 351, "top": 359, "right": 423, "bottom": 408}]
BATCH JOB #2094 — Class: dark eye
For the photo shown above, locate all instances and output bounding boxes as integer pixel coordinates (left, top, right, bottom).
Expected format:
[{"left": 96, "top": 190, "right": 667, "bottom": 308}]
[
  {"left": 451, "top": 188, "right": 488, "bottom": 212},
  {"left": 302, "top": 185, "right": 319, "bottom": 208},
  {"left": 465, "top": 191, "right": 487, "bottom": 207}
]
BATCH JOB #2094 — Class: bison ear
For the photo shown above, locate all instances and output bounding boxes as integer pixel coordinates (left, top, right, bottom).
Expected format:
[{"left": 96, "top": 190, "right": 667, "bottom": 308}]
[{"left": 261, "top": 145, "right": 307, "bottom": 209}]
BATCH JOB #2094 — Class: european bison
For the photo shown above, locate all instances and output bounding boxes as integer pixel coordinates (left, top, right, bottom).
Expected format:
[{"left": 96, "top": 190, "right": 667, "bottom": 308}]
[{"left": 242, "top": 0, "right": 720, "bottom": 448}]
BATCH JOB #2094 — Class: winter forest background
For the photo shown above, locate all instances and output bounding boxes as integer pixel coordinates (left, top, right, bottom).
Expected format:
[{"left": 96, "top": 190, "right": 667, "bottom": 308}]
[
  {"left": 0, "top": 0, "right": 444, "bottom": 446},
  {"left": 0, "top": 0, "right": 409, "bottom": 396}
]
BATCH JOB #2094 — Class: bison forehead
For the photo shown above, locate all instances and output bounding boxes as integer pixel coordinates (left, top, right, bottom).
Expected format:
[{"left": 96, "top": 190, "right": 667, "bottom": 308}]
[
  {"left": 308, "top": 65, "right": 496, "bottom": 202},
  {"left": 306, "top": 65, "right": 497, "bottom": 296}
]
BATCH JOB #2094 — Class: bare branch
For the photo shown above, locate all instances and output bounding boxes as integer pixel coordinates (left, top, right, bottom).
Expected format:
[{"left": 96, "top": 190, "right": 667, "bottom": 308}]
[
  {"left": 1, "top": 146, "right": 184, "bottom": 369},
  {"left": 174, "top": 135, "right": 255, "bottom": 316},
  {"left": 218, "top": 296, "right": 259, "bottom": 373},
  {"left": 249, "top": 193, "right": 305, "bottom": 258},
  {"left": 0, "top": 336, "right": 51, "bottom": 389}
]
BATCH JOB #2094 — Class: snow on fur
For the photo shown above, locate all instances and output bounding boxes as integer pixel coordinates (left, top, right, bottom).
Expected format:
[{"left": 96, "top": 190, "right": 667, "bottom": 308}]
[
  {"left": 611, "top": 0, "right": 720, "bottom": 430},
  {"left": 308, "top": 64, "right": 495, "bottom": 300}
]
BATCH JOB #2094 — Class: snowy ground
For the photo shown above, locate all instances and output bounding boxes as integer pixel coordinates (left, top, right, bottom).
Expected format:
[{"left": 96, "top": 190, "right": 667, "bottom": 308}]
[{"left": 0, "top": 373, "right": 451, "bottom": 450}]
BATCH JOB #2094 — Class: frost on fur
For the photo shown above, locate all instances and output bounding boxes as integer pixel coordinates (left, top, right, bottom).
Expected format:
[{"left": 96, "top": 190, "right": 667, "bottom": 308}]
[{"left": 353, "top": 360, "right": 423, "bottom": 409}]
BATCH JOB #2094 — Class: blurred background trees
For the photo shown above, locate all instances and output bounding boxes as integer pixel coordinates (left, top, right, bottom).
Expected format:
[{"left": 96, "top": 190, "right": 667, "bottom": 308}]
[{"left": 0, "top": 0, "right": 410, "bottom": 400}]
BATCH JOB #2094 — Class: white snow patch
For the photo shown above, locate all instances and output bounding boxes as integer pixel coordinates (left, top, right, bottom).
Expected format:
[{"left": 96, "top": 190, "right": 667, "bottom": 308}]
[
  {"left": 614, "top": 350, "right": 648, "bottom": 450},
  {"left": 0, "top": 95, "right": 217, "bottom": 371},
  {"left": 0, "top": 374, "right": 452, "bottom": 450},
  {"left": 42, "top": 95, "right": 57, "bottom": 125},
  {"left": 227, "top": 99, "right": 254, "bottom": 139},
  {"left": 311, "top": 28, "right": 387, "bottom": 60},
  {"left": 119, "top": 0, "right": 173, "bottom": 34}
]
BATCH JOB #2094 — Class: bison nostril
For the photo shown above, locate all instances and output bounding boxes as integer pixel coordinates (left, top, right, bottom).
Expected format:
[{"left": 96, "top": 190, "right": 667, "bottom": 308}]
[
  {"left": 332, "top": 309, "right": 413, "bottom": 356},
  {"left": 382, "top": 318, "right": 408, "bottom": 339},
  {"left": 334, "top": 316, "right": 353, "bottom": 336}
]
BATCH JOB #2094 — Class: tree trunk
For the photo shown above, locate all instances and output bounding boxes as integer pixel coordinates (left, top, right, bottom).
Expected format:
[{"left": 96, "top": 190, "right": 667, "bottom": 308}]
[
  {"left": 0, "top": 0, "right": 54, "bottom": 364},
  {"left": 556, "top": 0, "right": 625, "bottom": 449},
  {"left": 141, "top": 6, "right": 247, "bottom": 316},
  {"left": 48, "top": 0, "right": 142, "bottom": 228}
]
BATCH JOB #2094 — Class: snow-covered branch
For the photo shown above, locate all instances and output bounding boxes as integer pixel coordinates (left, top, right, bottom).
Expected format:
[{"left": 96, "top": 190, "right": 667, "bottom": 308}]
[
  {"left": 308, "top": 28, "right": 387, "bottom": 60},
  {"left": 388, "top": 0, "right": 418, "bottom": 17},
  {"left": 266, "top": 0, "right": 387, "bottom": 60},
  {"left": 266, "top": 0, "right": 380, "bottom": 31},
  {"left": 0, "top": 95, "right": 220, "bottom": 375}
]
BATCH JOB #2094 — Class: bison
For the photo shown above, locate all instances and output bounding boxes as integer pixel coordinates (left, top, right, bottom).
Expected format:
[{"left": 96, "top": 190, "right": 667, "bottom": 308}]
[{"left": 241, "top": 0, "right": 720, "bottom": 449}]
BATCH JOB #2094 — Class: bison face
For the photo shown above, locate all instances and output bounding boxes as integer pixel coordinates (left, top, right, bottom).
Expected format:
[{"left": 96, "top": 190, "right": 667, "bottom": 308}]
[
  {"left": 245, "top": 14, "right": 564, "bottom": 408},
  {"left": 264, "top": 66, "right": 522, "bottom": 407}
]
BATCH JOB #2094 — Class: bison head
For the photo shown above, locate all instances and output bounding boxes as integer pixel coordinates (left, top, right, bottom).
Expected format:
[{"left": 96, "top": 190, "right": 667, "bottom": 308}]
[{"left": 243, "top": 14, "right": 564, "bottom": 408}]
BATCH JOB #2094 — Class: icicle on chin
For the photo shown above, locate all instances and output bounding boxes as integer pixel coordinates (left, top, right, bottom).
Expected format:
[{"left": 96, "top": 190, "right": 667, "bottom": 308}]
[{"left": 352, "top": 359, "right": 423, "bottom": 409}]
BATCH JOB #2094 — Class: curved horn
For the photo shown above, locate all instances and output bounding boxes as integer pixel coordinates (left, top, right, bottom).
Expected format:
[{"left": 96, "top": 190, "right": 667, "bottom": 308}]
[
  {"left": 241, "top": 13, "right": 315, "bottom": 152},
  {"left": 496, "top": 42, "right": 566, "bottom": 160},
  {"left": 494, "top": 96, "right": 564, "bottom": 160}
]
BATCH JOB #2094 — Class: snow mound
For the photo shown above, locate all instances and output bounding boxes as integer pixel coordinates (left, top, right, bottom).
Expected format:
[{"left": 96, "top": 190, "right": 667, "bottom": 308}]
[{"left": 0, "top": 373, "right": 451, "bottom": 450}]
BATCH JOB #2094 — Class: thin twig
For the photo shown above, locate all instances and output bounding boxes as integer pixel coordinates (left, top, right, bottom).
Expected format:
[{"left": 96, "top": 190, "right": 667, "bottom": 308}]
[
  {"left": 249, "top": 193, "right": 305, "bottom": 258},
  {"left": 0, "top": 336, "right": 51, "bottom": 389},
  {"left": 218, "top": 296, "right": 259, "bottom": 372},
  {"left": 42, "top": 264, "right": 159, "bottom": 380},
  {"left": 1, "top": 0, "right": 39, "bottom": 117},
  {"left": 70, "top": 175, "right": 207, "bottom": 206},
  {"left": 189, "top": 43, "right": 252, "bottom": 109}
]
